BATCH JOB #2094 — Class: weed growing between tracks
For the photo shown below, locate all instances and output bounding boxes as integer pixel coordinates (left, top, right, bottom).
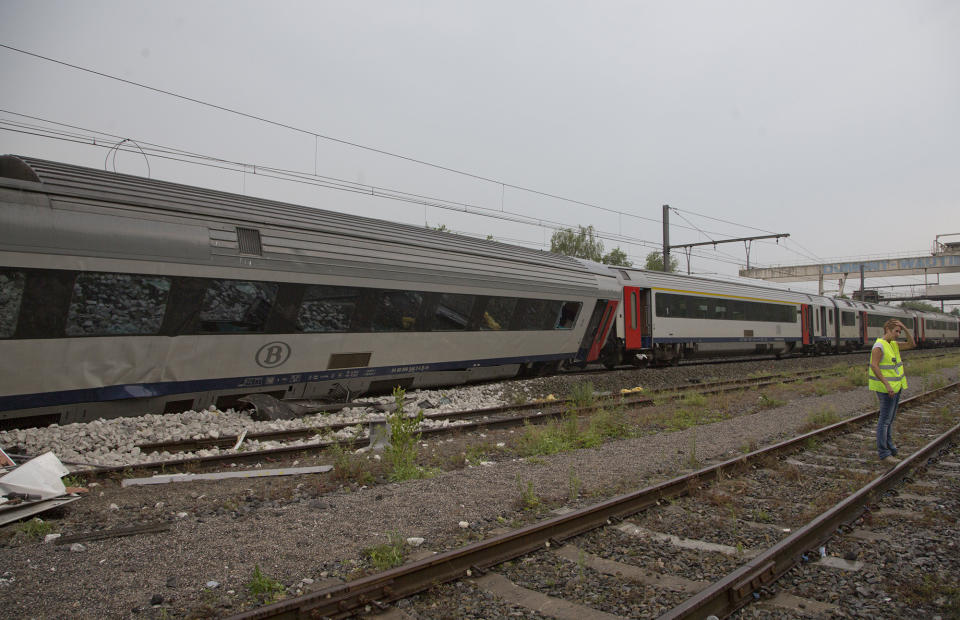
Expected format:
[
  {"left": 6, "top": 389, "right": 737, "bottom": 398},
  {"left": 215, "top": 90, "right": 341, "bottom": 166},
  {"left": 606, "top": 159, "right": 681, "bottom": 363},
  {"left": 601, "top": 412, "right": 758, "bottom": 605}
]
[
  {"left": 363, "top": 532, "right": 406, "bottom": 571},
  {"left": 800, "top": 405, "right": 843, "bottom": 432},
  {"left": 246, "top": 565, "right": 285, "bottom": 604},
  {"left": 385, "top": 387, "right": 426, "bottom": 482},
  {"left": 16, "top": 517, "right": 54, "bottom": 540}
]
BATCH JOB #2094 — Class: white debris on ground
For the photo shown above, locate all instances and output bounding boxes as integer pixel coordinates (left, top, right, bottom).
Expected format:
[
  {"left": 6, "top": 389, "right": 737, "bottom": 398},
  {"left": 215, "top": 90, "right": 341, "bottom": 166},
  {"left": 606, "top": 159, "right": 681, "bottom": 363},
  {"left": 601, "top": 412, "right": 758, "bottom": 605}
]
[{"left": 0, "top": 384, "right": 514, "bottom": 469}]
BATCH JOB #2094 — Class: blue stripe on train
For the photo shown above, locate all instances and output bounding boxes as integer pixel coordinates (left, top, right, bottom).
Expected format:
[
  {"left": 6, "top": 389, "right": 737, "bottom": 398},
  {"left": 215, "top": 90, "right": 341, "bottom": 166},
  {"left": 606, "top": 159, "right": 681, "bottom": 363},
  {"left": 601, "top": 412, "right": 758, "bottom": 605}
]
[{"left": 0, "top": 352, "right": 574, "bottom": 412}]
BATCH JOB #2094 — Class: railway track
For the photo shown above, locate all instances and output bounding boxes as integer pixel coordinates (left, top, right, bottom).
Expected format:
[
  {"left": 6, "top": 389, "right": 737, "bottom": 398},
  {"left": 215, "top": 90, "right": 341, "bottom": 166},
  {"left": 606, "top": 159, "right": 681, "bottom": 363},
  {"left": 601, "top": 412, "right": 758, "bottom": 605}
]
[
  {"left": 225, "top": 381, "right": 960, "bottom": 619},
  {"left": 72, "top": 365, "right": 850, "bottom": 478}
]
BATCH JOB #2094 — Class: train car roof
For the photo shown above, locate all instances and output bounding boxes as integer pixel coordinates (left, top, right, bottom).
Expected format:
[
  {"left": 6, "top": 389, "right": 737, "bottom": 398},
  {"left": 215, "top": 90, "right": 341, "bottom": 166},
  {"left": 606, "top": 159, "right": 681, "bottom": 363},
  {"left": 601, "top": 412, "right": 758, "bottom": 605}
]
[
  {"left": 0, "top": 155, "right": 616, "bottom": 296},
  {"left": 613, "top": 267, "right": 821, "bottom": 304}
]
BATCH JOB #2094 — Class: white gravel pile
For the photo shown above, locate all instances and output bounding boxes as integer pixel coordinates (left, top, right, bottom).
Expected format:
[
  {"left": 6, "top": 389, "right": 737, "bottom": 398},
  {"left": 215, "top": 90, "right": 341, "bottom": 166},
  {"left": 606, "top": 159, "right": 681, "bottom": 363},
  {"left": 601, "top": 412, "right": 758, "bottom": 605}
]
[{"left": 0, "top": 384, "right": 510, "bottom": 468}]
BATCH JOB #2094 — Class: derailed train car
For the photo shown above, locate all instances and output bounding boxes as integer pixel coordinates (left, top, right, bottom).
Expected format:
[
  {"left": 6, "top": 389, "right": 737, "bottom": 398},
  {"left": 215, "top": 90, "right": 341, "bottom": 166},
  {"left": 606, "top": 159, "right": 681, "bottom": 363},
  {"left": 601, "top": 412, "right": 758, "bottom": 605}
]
[{"left": 0, "top": 156, "right": 620, "bottom": 429}]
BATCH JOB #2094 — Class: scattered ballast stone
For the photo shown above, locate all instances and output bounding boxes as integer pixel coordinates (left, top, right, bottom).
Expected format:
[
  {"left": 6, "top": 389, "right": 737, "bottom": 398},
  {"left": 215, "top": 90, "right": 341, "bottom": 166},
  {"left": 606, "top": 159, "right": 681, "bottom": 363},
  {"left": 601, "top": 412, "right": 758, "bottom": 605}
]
[{"left": 0, "top": 384, "right": 510, "bottom": 469}]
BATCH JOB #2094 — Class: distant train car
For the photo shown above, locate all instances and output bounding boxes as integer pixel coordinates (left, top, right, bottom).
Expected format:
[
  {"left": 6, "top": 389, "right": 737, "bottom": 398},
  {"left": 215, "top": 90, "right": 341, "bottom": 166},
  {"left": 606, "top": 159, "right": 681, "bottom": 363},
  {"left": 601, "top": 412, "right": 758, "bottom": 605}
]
[
  {"left": 602, "top": 268, "right": 814, "bottom": 366},
  {"left": 0, "top": 156, "right": 619, "bottom": 429},
  {"left": 603, "top": 268, "right": 954, "bottom": 365},
  {"left": 915, "top": 311, "right": 960, "bottom": 347}
]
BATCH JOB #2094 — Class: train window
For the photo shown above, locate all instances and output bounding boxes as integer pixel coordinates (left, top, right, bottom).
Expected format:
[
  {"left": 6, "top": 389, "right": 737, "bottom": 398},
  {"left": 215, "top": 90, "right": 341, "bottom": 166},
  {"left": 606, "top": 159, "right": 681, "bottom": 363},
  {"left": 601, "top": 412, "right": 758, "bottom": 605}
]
[
  {"left": 630, "top": 291, "right": 638, "bottom": 329},
  {"left": 841, "top": 311, "right": 855, "bottom": 326},
  {"left": 729, "top": 300, "right": 746, "bottom": 321},
  {"left": 714, "top": 303, "right": 727, "bottom": 319},
  {"left": 432, "top": 293, "right": 475, "bottom": 331},
  {"left": 296, "top": 285, "right": 360, "bottom": 333},
  {"left": 828, "top": 309, "right": 834, "bottom": 324},
  {"left": 0, "top": 270, "right": 26, "bottom": 338},
  {"left": 200, "top": 280, "right": 278, "bottom": 333},
  {"left": 654, "top": 293, "right": 687, "bottom": 318},
  {"left": 556, "top": 301, "right": 582, "bottom": 329},
  {"left": 480, "top": 296, "right": 516, "bottom": 330},
  {"left": 372, "top": 290, "right": 423, "bottom": 332},
  {"left": 65, "top": 273, "right": 171, "bottom": 336},
  {"left": 513, "top": 299, "right": 556, "bottom": 330}
]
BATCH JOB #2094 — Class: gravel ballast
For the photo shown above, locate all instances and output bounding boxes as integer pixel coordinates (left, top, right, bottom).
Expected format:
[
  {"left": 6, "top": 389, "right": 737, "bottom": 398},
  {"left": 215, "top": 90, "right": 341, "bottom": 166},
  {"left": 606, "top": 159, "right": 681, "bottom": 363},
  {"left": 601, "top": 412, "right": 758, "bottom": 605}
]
[{"left": 0, "top": 352, "right": 957, "bottom": 618}]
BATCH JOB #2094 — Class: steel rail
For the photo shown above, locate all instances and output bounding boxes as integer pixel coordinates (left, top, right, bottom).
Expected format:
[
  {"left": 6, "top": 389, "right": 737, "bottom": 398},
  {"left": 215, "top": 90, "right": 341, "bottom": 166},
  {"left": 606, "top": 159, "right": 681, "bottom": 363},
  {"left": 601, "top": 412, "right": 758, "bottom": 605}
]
[
  {"left": 223, "top": 382, "right": 958, "bottom": 619},
  {"left": 134, "top": 366, "right": 835, "bottom": 455},
  {"left": 659, "top": 389, "right": 960, "bottom": 619},
  {"left": 78, "top": 367, "right": 837, "bottom": 478}
]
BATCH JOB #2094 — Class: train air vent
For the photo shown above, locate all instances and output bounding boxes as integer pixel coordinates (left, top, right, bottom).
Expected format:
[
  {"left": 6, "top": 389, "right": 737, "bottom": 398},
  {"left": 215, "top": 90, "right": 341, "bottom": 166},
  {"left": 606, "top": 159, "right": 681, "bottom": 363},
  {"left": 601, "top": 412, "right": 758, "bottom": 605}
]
[
  {"left": 619, "top": 270, "right": 631, "bottom": 280},
  {"left": 328, "top": 352, "right": 372, "bottom": 369},
  {"left": 236, "top": 227, "right": 263, "bottom": 255}
]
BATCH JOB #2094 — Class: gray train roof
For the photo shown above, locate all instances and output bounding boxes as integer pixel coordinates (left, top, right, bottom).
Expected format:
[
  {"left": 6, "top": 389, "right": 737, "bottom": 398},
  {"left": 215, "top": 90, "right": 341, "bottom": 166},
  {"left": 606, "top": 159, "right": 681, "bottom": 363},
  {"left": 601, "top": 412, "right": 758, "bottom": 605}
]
[
  {"left": 615, "top": 267, "right": 822, "bottom": 304},
  {"left": 0, "top": 155, "right": 614, "bottom": 296}
]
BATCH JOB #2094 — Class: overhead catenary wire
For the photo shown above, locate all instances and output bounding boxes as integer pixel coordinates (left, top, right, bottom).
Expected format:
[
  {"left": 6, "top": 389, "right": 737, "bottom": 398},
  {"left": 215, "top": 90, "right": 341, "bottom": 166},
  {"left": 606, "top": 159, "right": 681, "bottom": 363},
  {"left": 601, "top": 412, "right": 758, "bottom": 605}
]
[{"left": 0, "top": 44, "right": 665, "bottom": 227}]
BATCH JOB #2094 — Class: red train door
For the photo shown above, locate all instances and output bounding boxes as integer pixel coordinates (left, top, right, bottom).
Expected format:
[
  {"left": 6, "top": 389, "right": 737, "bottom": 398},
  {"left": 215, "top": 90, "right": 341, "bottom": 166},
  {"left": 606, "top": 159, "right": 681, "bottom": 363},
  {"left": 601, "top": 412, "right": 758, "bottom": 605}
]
[
  {"left": 623, "top": 287, "right": 644, "bottom": 350},
  {"left": 861, "top": 312, "right": 869, "bottom": 345}
]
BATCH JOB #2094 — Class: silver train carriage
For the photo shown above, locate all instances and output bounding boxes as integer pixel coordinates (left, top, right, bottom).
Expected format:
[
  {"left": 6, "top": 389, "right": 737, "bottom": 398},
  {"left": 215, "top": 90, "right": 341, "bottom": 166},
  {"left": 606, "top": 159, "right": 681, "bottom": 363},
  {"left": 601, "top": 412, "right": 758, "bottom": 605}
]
[
  {"left": 602, "top": 268, "right": 958, "bottom": 367},
  {"left": 0, "top": 156, "right": 621, "bottom": 429}
]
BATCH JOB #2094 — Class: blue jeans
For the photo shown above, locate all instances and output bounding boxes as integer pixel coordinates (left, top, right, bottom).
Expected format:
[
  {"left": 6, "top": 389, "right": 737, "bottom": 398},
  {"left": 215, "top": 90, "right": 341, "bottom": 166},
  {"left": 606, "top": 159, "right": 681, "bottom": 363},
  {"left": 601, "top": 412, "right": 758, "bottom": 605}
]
[{"left": 876, "top": 390, "right": 901, "bottom": 459}]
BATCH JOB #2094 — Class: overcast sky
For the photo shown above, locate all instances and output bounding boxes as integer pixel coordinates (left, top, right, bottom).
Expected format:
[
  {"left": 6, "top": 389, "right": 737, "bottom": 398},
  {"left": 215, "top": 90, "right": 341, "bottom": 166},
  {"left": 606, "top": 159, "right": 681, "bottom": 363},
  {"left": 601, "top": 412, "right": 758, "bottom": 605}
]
[{"left": 1, "top": 1, "right": 957, "bottom": 302}]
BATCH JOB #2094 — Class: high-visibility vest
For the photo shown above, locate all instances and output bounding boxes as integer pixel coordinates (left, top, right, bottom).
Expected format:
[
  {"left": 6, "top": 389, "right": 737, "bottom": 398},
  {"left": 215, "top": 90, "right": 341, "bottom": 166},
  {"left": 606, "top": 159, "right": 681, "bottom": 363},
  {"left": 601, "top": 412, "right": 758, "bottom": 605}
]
[{"left": 868, "top": 338, "right": 907, "bottom": 392}]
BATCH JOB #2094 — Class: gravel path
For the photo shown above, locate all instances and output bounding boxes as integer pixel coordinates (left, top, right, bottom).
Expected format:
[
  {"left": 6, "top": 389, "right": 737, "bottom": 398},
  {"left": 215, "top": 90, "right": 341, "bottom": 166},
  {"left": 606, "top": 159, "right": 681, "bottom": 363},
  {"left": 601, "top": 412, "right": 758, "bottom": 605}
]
[{"left": 0, "top": 353, "right": 957, "bottom": 618}]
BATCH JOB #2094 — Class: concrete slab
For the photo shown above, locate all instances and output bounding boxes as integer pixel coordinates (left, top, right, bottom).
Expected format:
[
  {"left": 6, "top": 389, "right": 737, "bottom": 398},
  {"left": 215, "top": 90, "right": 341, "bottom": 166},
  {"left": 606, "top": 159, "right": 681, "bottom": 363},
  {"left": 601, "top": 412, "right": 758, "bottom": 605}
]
[
  {"left": 896, "top": 492, "right": 940, "bottom": 502},
  {"left": 554, "top": 544, "right": 708, "bottom": 593},
  {"left": 369, "top": 607, "right": 415, "bottom": 620},
  {"left": 615, "top": 522, "right": 757, "bottom": 558},
  {"left": 784, "top": 458, "right": 871, "bottom": 474},
  {"left": 849, "top": 529, "right": 892, "bottom": 542},
  {"left": 471, "top": 572, "right": 621, "bottom": 620},
  {"left": 874, "top": 507, "right": 922, "bottom": 519},
  {"left": 756, "top": 591, "right": 840, "bottom": 615},
  {"left": 928, "top": 468, "right": 960, "bottom": 478},
  {"left": 816, "top": 556, "right": 865, "bottom": 571}
]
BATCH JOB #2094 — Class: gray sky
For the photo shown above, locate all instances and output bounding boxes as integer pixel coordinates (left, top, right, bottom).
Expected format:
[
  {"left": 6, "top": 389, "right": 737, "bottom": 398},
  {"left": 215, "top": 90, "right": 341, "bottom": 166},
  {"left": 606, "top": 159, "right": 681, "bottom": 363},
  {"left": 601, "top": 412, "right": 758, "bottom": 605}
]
[{"left": 1, "top": 1, "right": 958, "bottom": 302}]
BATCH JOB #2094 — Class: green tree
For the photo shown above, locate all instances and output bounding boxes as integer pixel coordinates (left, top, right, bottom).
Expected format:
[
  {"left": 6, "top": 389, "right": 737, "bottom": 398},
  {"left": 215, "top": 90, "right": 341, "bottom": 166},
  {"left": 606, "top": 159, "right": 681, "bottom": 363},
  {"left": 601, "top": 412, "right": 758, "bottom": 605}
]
[
  {"left": 950, "top": 307, "right": 959, "bottom": 316},
  {"left": 550, "top": 225, "right": 604, "bottom": 262},
  {"left": 899, "top": 301, "right": 939, "bottom": 312},
  {"left": 644, "top": 250, "right": 679, "bottom": 272},
  {"left": 601, "top": 247, "right": 632, "bottom": 267}
]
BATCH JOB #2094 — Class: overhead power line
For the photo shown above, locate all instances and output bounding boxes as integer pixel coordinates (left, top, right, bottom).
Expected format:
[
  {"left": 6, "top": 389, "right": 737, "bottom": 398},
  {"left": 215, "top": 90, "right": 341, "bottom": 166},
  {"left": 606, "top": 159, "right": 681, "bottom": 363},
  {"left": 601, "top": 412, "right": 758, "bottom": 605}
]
[{"left": 1, "top": 43, "right": 665, "bottom": 227}]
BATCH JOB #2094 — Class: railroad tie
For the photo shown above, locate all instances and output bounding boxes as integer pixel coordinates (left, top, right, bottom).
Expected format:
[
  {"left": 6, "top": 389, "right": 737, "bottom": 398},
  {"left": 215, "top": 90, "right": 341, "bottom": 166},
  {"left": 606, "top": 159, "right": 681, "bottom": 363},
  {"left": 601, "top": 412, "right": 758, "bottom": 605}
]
[
  {"left": 552, "top": 544, "right": 709, "bottom": 593},
  {"left": 470, "top": 572, "right": 622, "bottom": 620}
]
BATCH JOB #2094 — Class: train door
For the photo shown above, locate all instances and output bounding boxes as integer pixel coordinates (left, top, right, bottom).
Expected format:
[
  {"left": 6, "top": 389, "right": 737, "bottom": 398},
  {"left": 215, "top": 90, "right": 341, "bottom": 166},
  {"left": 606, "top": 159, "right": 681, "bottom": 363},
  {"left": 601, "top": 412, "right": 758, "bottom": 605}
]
[
  {"left": 586, "top": 300, "right": 619, "bottom": 363},
  {"left": 800, "top": 304, "right": 811, "bottom": 345},
  {"left": 819, "top": 307, "right": 827, "bottom": 340},
  {"left": 861, "top": 311, "right": 869, "bottom": 345},
  {"left": 622, "top": 286, "right": 645, "bottom": 351}
]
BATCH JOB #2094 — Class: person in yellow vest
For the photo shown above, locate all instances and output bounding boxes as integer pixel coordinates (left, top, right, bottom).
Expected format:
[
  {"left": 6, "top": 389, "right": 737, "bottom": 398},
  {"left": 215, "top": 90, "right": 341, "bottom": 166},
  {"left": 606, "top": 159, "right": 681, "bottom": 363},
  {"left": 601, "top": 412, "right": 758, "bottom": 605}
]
[{"left": 868, "top": 319, "right": 915, "bottom": 464}]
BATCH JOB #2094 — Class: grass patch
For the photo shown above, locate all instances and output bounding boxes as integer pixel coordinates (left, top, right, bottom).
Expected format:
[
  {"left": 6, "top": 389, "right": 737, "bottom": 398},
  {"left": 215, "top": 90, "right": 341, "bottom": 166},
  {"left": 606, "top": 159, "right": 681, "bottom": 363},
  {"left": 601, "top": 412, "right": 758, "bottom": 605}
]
[
  {"left": 247, "top": 565, "right": 285, "bottom": 603},
  {"left": 515, "top": 476, "right": 541, "bottom": 512},
  {"left": 800, "top": 406, "right": 843, "bottom": 432},
  {"left": 17, "top": 517, "right": 54, "bottom": 540},
  {"left": 568, "top": 381, "right": 595, "bottom": 409},
  {"left": 327, "top": 443, "right": 375, "bottom": 486},
  {"left": 756, "top": 392, "right": 785, "bottom": 409},
  {"left": 61, "top": 474, "right": 86, "bottom": 488},
  {"left": 364, "top": 532, "right": 406, "bottom": 571}
]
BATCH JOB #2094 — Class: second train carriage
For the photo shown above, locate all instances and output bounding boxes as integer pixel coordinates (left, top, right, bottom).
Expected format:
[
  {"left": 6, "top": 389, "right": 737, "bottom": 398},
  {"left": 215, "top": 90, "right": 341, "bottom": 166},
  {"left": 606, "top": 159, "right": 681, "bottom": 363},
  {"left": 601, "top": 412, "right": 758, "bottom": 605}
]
[
  {"left": 602, "top": 268, "right": 957, "bottom": 366},
  {"left": 0, "top": 155, "right": 620, "bottom": 429}
]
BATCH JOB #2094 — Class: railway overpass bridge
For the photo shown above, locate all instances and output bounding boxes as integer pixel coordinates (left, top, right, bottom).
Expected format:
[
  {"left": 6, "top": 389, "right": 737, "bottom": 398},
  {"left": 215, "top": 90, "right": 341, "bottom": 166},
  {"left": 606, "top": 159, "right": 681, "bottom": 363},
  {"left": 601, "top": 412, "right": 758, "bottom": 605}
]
[{"left": 739, "top": 252, "right": 960, "bottom": 301}]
